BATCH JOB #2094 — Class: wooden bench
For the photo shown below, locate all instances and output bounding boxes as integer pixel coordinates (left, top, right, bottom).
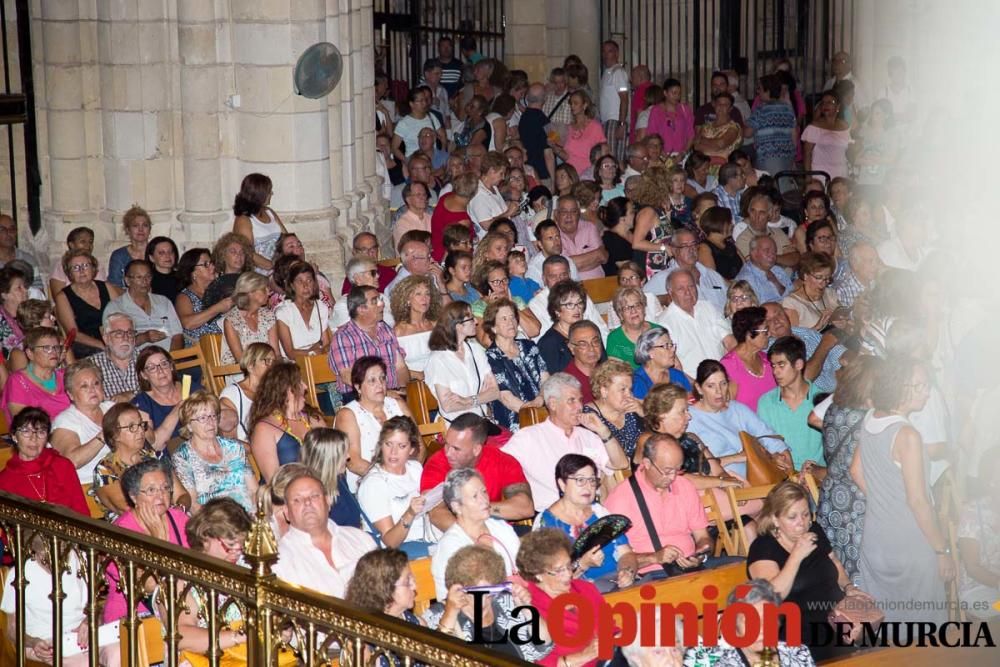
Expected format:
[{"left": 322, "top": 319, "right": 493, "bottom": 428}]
[
  {"left": 605, "top": 561, "right": 747, "bottom": 610},
  {"left": 582, "top": 275, "right": 619, "bottom": 305}
]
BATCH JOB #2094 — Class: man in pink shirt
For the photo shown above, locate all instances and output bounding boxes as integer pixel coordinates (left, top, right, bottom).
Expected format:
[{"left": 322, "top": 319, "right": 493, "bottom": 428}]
[
  {"left": 503, "top": 373, "right": 629, "bottom": 511},
  {"left": 554, "top": 197, "right": 608, "bottom": 280},
  {"left": 604, "top": 433, "right": 712, "bottom": 577}
]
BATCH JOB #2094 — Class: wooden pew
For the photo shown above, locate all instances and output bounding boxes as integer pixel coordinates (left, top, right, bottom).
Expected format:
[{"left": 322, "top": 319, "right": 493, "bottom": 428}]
[{"left": 605, "top": 562, "right": 747, "bottom": 611}]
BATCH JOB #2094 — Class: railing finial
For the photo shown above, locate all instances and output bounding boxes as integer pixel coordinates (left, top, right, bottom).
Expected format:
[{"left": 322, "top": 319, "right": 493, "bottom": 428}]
[{"left": 243, "top": 491, "right": 279, "bottom": 576}]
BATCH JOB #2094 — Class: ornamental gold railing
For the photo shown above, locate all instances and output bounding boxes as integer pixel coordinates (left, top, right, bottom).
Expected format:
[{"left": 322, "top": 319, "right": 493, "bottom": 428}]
[{"left": 0, "top": 491, "right": 526, "bottom": 667}]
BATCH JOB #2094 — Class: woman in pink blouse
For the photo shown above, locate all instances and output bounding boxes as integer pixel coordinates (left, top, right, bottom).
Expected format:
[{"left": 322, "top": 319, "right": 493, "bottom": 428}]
[
  {"left": 720, "top": 307, "right": 776, "bottom": 412},
  {"left": 551, "top": 91, "right": 606, "bottom": 174},
  {"left": 645, "top": 78, "right": 695, "bottom": 156},
  {"left": 802, "top": 90, "right": 852, "bottom": 179}
]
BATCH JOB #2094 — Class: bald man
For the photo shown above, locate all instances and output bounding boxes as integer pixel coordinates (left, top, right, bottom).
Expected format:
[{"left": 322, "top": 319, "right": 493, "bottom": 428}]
[{"left": 518, "top": 83, "right": 555, "bottom": 183}]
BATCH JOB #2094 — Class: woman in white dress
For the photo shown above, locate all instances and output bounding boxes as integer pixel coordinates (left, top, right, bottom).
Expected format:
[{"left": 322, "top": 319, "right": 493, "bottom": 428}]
[
  {"left": 333, "top": 355, "right": 415, "bottom": 492},
  {"left": 219, "top": 342, "right": 275, "bottom": 441},
  {"left": 232, "top": 172, "right": 287, "bottom": 273},
  {"left": 50, "top": 360, "right": 113, "bottom": 485},
  {"left": 389, "top": 275, "right": 439, "bottom": 379},
  {"left": 425, "top": 302, "right": 500, "bottom": 425},
  {"left": 274, "top": 261, "right": 332, "bottom": 359},
  {"left": 357, "top": 416, "right": 436, "bottom": 558}
]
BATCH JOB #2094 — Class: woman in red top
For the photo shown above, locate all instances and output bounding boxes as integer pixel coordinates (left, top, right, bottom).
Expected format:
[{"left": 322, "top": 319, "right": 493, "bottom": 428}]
[
  {"left": 431, "top": 172, "right": 478, "bottom": 261},
  {"left": 518, "top": 529, "right": 610, "bottom": 667},
  {"left": 0, "top": 407, "right": 89, "bottom": 515}
]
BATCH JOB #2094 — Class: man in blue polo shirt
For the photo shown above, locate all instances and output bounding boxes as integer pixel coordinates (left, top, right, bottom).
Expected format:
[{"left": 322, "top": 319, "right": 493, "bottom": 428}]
[{"left": 757, "top": 336, "right": 826, "bottom": 473}]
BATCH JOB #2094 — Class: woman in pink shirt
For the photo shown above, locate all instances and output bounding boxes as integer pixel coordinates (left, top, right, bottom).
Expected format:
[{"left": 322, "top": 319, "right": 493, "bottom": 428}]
[
  {"left": 551, "top": 91, "right": 607, "bottom": 174},
  {"left": 802, "top": 90, "right": 851, "bottom": 179},
  {"left": 645, "top": 78, "right": 695, "bottom": 156},
  {"left": 720, "top": 307, "right": 776, "bottom": 412}
]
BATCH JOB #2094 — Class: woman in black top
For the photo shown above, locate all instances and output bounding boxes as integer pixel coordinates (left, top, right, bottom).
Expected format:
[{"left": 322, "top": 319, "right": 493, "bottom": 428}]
[
  {"left": 748, "top": 480, "right": 873, "bottom": 661},
  {"left": 54, "top": 249, "right": 121, "bottom": 358},
  {"left": 599, "top": 197, "right": 634, "bottom": 277},
  {"left": 697, "top": 205, "right": 743, "bottom": 280},
  {"left": 537, "top": 280, "right": 588, "bottom": 373},
  {"left": 146, "top": 236, "right": 181, "bottom": 303}
]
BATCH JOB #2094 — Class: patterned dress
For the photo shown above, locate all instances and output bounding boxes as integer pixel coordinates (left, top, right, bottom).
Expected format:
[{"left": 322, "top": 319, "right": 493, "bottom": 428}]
[
  {"left": 816, "top": 404, "right": 867, "bottom": 585},
  {"left": 485, "top": 339, "right": 547, "bottom": 432},
  {"left": 220, "top": 306, "right": 276, "bottom": 364},
  {"left": 171, "top": 437, "right": 255, "bottom": 513},
  {"left": 582, "top": 405, "right": 644, "bottom": 459},
  {"left": 180, "top": 287, "right": 222, "bottom": 347},
  {"left": 634, "top": 206, "right": 673, "bottom": 278},
  {"left": 92, "top": 446, "right": 158, "bottom": 521}
]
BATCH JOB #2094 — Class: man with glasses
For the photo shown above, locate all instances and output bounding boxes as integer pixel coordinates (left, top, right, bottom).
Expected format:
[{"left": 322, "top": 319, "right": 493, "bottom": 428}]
[
  {"left": 622, "top": 143, "right": 649, "bottom": 179},
  {"left": 384, "top": 237, "right": 449, "bottom": 305},
  {"left": 554, "top": 198, "right": 608, "bottom": 280},
  {"left": 503, "top": 373, "right": 629, "bottom": 512},
  {"left": 604, "top": 433, "right": 714, "bottom": 580},
  {"left": 104, "top": 259, "right": 184, "bottom": 352},
  {"left": 92, "top": 312, "right": 141, "bottom": 401},
  {"left": 527, "top": 255, "right": 608, "bottom": 341},
  {"left": 0, "top": 214, "right": 44, "bottom": 294},
  {"left": 646, "top": 228, "right": 727, "bottom": 311},
  {"left": 340, "top": 232, "right": 396, "bottom": 294},
  {"left": 735, "top": 235, "right": 794, "bottom": 303},
  {"left": 762, "top": 302, "right": 844, "bottom": 394},
  {"left": 656, "top": 269, "right": 734, "bottom": 374}
]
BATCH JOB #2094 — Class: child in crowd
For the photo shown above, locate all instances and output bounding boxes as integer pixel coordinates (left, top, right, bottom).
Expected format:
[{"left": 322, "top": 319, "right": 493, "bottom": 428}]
[{"left": 506, "top": 250, "right": 540, "bottom": 302}]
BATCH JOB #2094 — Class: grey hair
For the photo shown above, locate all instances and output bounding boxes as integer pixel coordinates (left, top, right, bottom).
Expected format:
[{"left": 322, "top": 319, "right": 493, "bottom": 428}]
[
  {"left": 633, "top": 326, "right": 671, "bottom": 366},
  {"left": 120, "top": 457, "right": 174, "bottom": 508},
  {"left": 611, "top": 286, "right": 646, "bottom": 319},
  {"left": 666, "top": 268, "right": 696, "bottom": 292},
  {"left": 443, "top": 468, "right": 483, "bottom": 515},
  {"left": 621, "top": 608, "right": 685, "bottom": 664},
  {"left": 626, "top": 143, "right": 645, "bottom": 159},
  {"left": 541, "top": 372, "right": 581, "bottom": 407},
  {"left": 726, "top": 578, "right": 783, "bottom": 606},
  {"left": 641, "top": 431, "right": 680, "bottom": 463},
  {"left": 748, "top": 234, "right": 776, "bottom": 254},
  {"left": 671, "top": 227, "right": 697, "bottom": 246},
  {"left": 101, "top": 310, "right": 134, "bottom": 330},
  {"left": 64, "top": 359, "right": 101, "bottom": 395},
  {"left": 345, "top": 256, "right": 376, "bottom": 285}
]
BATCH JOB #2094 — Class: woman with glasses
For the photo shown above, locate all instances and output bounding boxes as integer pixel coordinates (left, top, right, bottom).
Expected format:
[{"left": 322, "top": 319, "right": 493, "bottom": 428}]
[
  {"left": 220, "top": 342, "right": 274, "bottom": 441},
  {"left": 92, "top": 403, "right": 187, "bottom": 521},
  {"left": 470, "top": 261, "right": 540, "bottom": 341},
  {"left": 483, "top": 298, "right": 548, "bottom": 432},
  {"left": 782, "top": 251, "right": 841, "bottom": 330},
  {"left": 0, "top": 407, "right": 88, "bottom": 513},
  {"left": 54, "top": 248, "right": 122, "bottom": 358},
  {"left": 50, "top": 360, "right": 113, "bottom": 486},
  {"left": 1, "top": 326, "right": 71, "bottom": 421},
  {"left": 583, "top": 359, "right": 645, "bottom": 461},
  {"left": 426, "top": 302, "right": 499, "bottom": 425},
  {"left": 172, "top": 390, "right": 258, "bottom": 513},
  {"left": 723, "top": 280, "right": 759, "bottom": 318},
  {"left": 534, "top": 454, "right": 638, "bottom": 592},
  {"left": 176, "top": 248, "right": 229, "bottom": 347},
  {"left": 606, "top": 286, "right": 660, "bottom": 369},
  {"left": 537, "top": 280, "right": 589, "bottom": 373},
  {"left": 146, "top": 235, "right": 181, "bottom": 302},
  {"left": 103, "top": 457, "right": 190, "bottom": 624},
  {"left": 347, "top": 549, "right": 425, "bottom": 635},
  {"left": 220, "top": 271, "right": 279, "bottom": 364},
  {"left": 274, "top": 260, "right": 332, "bottom": 359},
  {"left": 720, "top": 307, "right": 777, "bottom": 412},
  {"left": 632, "top": 327, "right": 690, "bottom": 400},
  {"left": 606, "top": 261, "right": 663, "bottom": 328},
  {"left": 132, "top": 345, "right": 202, "bottom": 449},
  {"left": 793, "top": 191, "right": 837, "bottom": 255}
]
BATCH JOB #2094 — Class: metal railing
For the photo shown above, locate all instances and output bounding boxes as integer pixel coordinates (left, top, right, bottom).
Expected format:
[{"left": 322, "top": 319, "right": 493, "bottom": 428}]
[{"left": 0, "top": 492, "right": 525, "bottom": 667}]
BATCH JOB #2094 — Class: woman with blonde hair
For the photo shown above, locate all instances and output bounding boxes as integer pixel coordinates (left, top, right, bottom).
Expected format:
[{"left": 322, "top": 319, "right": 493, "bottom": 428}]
[
  {"left": 471, "top": 231, "right": 512, "bottom": 275},
  {"left": 724, "top": 279, "right": 759, "bottom": 318},
  {"left": 630, "top": 165, "right": 676, "bottom": 278},
  {"left": 220, "top": 341, "right": 276, "bottom": 441},
  {"left": 583, "top": 359, "right": 644, "bottom": 460},
  {"left": 606, "top": 286, "right": 659, "bottom": 369},
  {"left": 390, "top": 274, "right": 441, "bottom": 378},
  {"left": 301, "top": 427, "right": 363, "bottom": 529},
  {"left": 221, "top": 271, "right": 278, "bottom": 364},
  {"left": 550, "top": 91, "right": 606, "bottom": 174},
  {"left": 107, "top": 204, "right": 152, "bottom": 288},
  {"left": 203, "top": 232, "right": 254, "bottom": 307}
]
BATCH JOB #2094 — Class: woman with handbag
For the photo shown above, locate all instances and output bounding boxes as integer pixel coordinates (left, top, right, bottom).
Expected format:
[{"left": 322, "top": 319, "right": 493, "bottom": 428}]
[{"left": 748, "top": 480, "right": 875, "bottom": 661}]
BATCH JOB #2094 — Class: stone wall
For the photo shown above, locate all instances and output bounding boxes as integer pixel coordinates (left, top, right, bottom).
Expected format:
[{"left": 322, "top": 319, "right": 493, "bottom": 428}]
[{"left": 9, "top": 0, "right": 385, "bottom": 284}]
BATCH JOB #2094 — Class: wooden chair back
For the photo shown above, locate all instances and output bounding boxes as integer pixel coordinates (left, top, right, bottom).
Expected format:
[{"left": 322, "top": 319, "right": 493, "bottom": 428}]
[
  {"left": 725, "top": 483, "right": 778, "bottom": 555},
  {"left": 171, "top": 344, "right": 209, "bottom": 386},
  {"left": 0, "top": 444, "right": 12, "bottom": 471},
  {"left": 582, "top": 275, "right": 619, "bottom": 305},
  {"left": 410, "top": 557, "right": 436, "bottom": 615},
  {"left": 740, "top": 431, "right": 787, "bottom": 486},
  {"left": 517, "top": 405, "right": 549, "bottom": 429},
  {"left": 406, "top": 380, "right": 438, "bottom": 425},
  {"left": 199, "top": 333, "right": 240, "bottom": 395},
  {"left": 120, "top": 616, "right": 166, "bottom": 667},
  {"left": 295, "top": 355, "right": 337, "bottom": 411},
  {"left": 418, "top": 419, "right": 447, "bottom": 460},
  {"left": 702, "top": 490, "right": 738, "bottom": 557}
]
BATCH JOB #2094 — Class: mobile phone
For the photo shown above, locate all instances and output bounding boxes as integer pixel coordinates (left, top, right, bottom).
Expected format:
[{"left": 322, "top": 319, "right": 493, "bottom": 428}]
[{"left": 463, "top": 582, "right": 512, "bottom": 595}]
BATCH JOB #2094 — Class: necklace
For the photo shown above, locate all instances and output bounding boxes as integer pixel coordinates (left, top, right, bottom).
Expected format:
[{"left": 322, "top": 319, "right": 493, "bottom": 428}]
[
  {"left": 26, "top": 363, "right": 57, "bottom": 392},
  {"left": 25, "top": 472, "right": 46, "bottom": 502}
]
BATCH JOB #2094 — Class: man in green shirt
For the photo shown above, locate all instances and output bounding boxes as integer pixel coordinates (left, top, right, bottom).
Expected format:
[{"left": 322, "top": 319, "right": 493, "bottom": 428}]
[{"left": 757, "top": 336, "right": 826, "bottom": 472}]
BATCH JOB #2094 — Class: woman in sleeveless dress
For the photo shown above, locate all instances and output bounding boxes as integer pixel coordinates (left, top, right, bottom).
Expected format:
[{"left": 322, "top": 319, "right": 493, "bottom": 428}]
[
  {"left": 54, "top": 249, "right": 122, "bottom": 358},
  {"left": 851, "top": 358, "right": 952, "bottom": 633},
  {"left": 232, "top": 172, "right": 287, "bottom": 273},
  {"left": 629, "top": 165, "right": 676, "bottom": 278},
  {"left": 389, "top": 275, "right": 440, "bottom": 380},
  {"left": 220, "top": 342, "right": 275, "bottom": 442},
  {"left": 175, "top": 249, "right": 230, "bottom": 348}
]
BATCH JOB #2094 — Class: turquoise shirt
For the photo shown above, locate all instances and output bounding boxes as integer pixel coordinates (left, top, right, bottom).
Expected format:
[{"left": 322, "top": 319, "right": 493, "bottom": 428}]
[{"left": 757, "top": 382, "right": 825, "bottom": 468}]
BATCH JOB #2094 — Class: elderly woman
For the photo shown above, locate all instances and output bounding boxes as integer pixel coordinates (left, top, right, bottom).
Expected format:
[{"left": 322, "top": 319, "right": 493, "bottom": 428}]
[
  {"left": 334, "top": 356, "right": 413, "bottom": 491},
  {"left": 50, "top": 360, "right": 113, "bottom": 485},
  {"left": 92, "top": 403, "right": 187, "bottom": 521},
  {"left": 782, "top": 251, "right": 841, "bottom": 330},
  {"left": 685, "top": 579, "right": 817, "bottom": 666},
  {"left": 0, "top": 407, "right": 88, "bottom": 513},
  {"left": 535, "top": 454, "right": 639, "bottom": 591},
  {"left": 108, "top": 204, "right": 153, "bottom": 288},
  {"left": 484, "top": 298, "right": 548, "bottom": 432},
  {"left": 748, "top": 481, "right": 868, "bottom": 660},
  {"left": 631, "top": 327, "right": 690, "bottom": 400},
  {"left": 430, "top": 468, "right": 522, "bottom": 600},
  {"left": 132, "top": 345, "right": 193, "bottom": 447},
  {"left": 425, "top": 302, "right": 500, "bottom": 425},
  {"left": 249, "top": 360, "right": 326, "bottom": 482},
  {"left": 518, "top": 528, "right": 609, "bottom": 667},
  {"left": 424, "top": 545, "right": 552, "bottom": 662},
  {"left": 2, "top": 326, "right": 71, "bottom": 421},
  {"left": 103, "top": 457, "right": 190, "bottom": 623},
  {"left": 537, "top": 280, "right": 589, "bottom": 373},
  {"left": 688, "top": 360, "right": 792, "bottom": 479},
  {"left": 172, "top": 390, "right": 258, "bottom": 513},
  {"left": 54, "top": 249, "right": 122, "bottom": 357},
  {"left": 333, "top": 255, "right": 382, "bottom": 329},
  {"left": 606, "top": 287, "right": 660, "bottom": 369},
  {"left": 551, "top": 91, "right": 606, "bottom": 174},
  {"left": 0, "top": 266, "right": 27, "bottom": 358},
  {"left": 146, "top": 236, "right": 181, "bottom": 302},
  {"left": 301, "top": 427, "right": 366, "bottom": 529},
  {"left": 698, "top": 206, "right": 743, "bottom": 280},
  {"left": 6, "top": 299, "right": 64, "bottom": 372},
  {"left": 606, "top": 261, "right": 663, "bottom": 328},
  {"left": 393, "top": 182, "right": 434, "bottom": 249},
  {"left": 221, "top": 271, "right": 278, "bottom": 364},
  {"left": 220, "top": 342, "right": 275, "bottom": 441},
  {"left": 443, "top": 250, "right": 480, "bottom": 304},
  {"left": 720, "top": 306, "right": 776, "bottom": 412},
  {"left": 347, "top": 549, "right": 424, "bottom": 634},
  {"left": 390, "top": 274, "right": 440, "bottom": 378},
  {"left": 583, "top": 359, "right": 645, "bottom": 460},
  {"left": 358, "top": 416, "right": 433, "bottom": 556},
  {"left": 106, "top": 259, "right": 184, "bottom": 351},
  {"left": 724, "top": 279, "right": 759, "bottom": 318},
  {"left": 203, "top": 232, "right": 254, "bottom": 308},
  {"left": 233, "top": 172, "right": 287, "bottom": 272},
  {"left": 274, "top": 260, "right": 332, "bottom": 359},
  {"left": 176, "top": 248, "right": 229, "bottom": 347}
]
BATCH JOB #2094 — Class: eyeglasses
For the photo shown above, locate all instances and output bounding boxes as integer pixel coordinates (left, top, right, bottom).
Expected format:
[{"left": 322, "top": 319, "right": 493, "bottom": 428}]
[
  {"left": 651, "top": 342, "right": 677, "bottom": 351},
  {"left": 144, "top": 361, "right": 173, "bottom": 373},
  {"left": 622, "top": 302, "right": 643, "bottom": 312},
  {"left": 137, "top": 485, "right": 172, "bottom": 497},
  {"left": 560, "top": 300, "right": 584, "bottom": 311},
  {"left": 544, "top": 562, "right": 575, "bottom": 577},
  {"left": 69, "top": 263, "right": 93, "bottom": 273},
  {"left": 730, "top": 294, "right": 752, "bottom": 303},
  {"left": 409, "top": 254, "right": 430, "bottom": 262},
  {"left": 567, "top": 475, "right": 600, "bottom": 487},
  {"left": 752, "top": 328, "right": 769, "bottom": 336},
  {"left": 194, "top": 261, "right": 214, "bottom": 269},
  {"left": 116, "top": 420, "right": 149, "bottom": 433},
  {"left": 108, "top": 329, "right": 137, "bottom": 340},
  {"left": 190, "top": 413, "right": 220, "bottom": 424},
  {"left": 648, "top": 459, "right": 681, "bottom": 477},
  {"left": 808, "top": 273, "right": 832, "bottom": 284},
  {"left": 218, "top": 537, "right": 245, "bottom": 554},
  {"left": 15, "top": 427, "right": 47, "bottom": 439},
  {"left": 571, "top": 338, "right": 602, "bottom": 350},
  {"left": 354, "top": 244, "right": 379, "bottom": 254},
  {"left": 488, "top": 277, "right": 509, "bottom": 286},
  {"left": 32, "top": 344, "right": 61, "bottom": 353}
]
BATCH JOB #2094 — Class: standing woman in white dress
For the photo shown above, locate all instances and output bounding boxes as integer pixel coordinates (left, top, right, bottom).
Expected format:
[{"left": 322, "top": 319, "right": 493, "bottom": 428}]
[
  {"left": 389, "top": 275, "right": 440, "bottom": 380},
  {"left": 233, "top": 173, "right": 287, "bottom": 273},
  {"left": 424, "top": 302, "right": 499, "bottom": 425},
  {"left": 333, "top": 355, "right": 415, "bottom": 492}
]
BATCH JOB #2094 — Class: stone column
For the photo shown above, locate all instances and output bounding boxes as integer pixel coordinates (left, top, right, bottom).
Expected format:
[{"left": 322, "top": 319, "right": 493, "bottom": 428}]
[{"left": 505, "top": 0, "right": 548, "bottom": 82}]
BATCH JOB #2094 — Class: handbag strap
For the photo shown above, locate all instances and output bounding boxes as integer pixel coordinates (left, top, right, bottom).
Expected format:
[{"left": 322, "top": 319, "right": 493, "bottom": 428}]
[
  {"left": 547, "top": 92, "right": 571, "bottom": 121},
  {"left": 628, "top": 475, "right": 671, "bottom": 575},
  {"left": 165, "top": 510, "right": 183, "bottom": 544}
]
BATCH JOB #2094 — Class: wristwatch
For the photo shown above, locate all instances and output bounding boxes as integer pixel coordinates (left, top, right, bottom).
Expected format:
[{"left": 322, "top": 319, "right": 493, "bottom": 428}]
[{"left": 936, "top": 547, "right": 952, "bottom": 556}]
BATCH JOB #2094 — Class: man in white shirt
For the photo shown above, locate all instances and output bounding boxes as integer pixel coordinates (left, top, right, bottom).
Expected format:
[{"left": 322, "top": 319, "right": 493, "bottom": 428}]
[
  {"left": 600, "top": 40, "right": 630, "bottom": 162},
  {"left": 656, "top": 269, "right": 735, "bottom": 374},
  {"left": 823, "top": 51, "right": 870, "bottom": 115},
  {"left": 272, "top": 471, "right": 377, "bottom": 598},
  {"left": 528, "top": 255, "right": 608, "bottom": 341},
  {"left": 503, "top": 373, "right": 629, "bottom": 511},
  {"left": 645, "top": 229, "right": 727, "bottom": 312},
  {"left": 526, "top": 219, "right": 579, "bottom": 285},
  {"left": 622, "top": 143, "right": 649, "bottom": 180}
]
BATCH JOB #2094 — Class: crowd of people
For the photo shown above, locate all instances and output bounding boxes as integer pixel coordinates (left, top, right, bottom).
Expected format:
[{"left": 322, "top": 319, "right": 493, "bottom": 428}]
[{"left": 0, "top": 33, "right": 995, "bottom": 667}]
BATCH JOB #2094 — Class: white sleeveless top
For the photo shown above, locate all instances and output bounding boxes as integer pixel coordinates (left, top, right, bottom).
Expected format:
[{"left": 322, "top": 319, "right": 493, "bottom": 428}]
[
  {"left": 397, "top": 330, "right": 432, "bottom": 374},
  {"left": 220, "top": 382, "right": 254, "bottom": 441},
  {"left": 250, "top": 209, "right": 282, "bottom": 272},
  {"left": 344, "top": 397, "right": 406, "bottom": 492}
]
